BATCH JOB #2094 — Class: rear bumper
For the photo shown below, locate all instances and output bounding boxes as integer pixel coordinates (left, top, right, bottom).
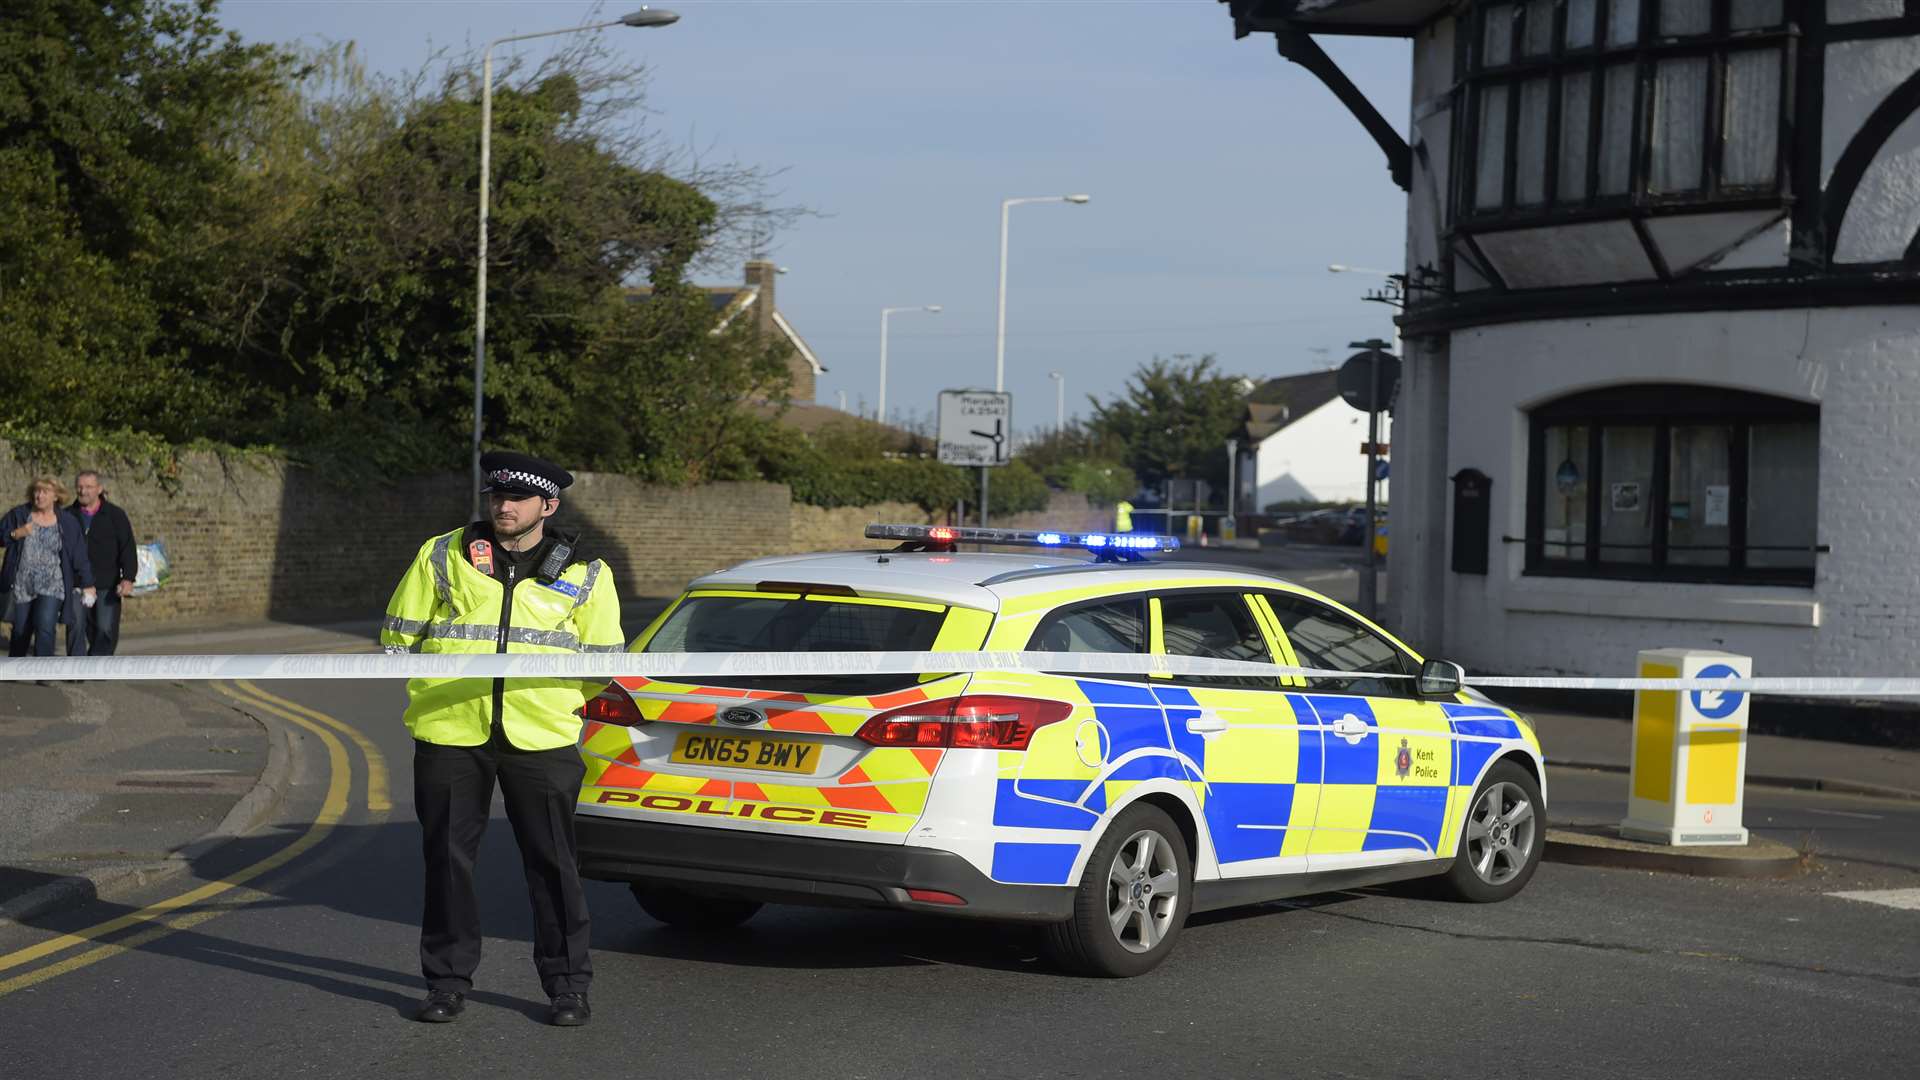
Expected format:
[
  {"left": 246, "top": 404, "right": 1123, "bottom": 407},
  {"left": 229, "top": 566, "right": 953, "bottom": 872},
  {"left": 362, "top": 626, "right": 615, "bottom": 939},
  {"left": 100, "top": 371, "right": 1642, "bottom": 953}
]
[{"left": 576, "top": 814, "right": 1074, "bottom": 923}]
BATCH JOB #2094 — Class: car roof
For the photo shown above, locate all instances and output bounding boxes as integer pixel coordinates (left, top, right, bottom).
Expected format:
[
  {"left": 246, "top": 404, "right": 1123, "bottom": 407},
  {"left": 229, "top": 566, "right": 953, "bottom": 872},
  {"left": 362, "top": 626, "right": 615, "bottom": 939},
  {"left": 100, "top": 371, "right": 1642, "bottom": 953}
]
[{"left": 684, "top": 550, "right": 1314, "bottom": 612}]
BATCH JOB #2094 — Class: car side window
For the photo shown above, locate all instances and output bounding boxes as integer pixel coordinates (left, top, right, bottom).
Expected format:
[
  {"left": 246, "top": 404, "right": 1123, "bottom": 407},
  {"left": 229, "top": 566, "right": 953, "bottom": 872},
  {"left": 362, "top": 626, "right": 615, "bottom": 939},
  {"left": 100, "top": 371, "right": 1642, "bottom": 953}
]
[
  {"left": 1156, "top": 592, "right": 1279, "bottom": 690},
  {"left": 1028, "top": 596, "right": 1146, "bottom": 654},
  {"left": 1261, "top": 592, "right": 1412, "bottom": 698}
]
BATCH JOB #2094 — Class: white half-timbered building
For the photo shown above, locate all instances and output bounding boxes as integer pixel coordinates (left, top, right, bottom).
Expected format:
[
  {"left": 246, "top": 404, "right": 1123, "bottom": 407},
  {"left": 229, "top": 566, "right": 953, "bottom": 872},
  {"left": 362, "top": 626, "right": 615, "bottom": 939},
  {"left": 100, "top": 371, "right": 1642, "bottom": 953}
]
[{"left": 1220, "top": 0, "right": 1920, "bottom": 679}]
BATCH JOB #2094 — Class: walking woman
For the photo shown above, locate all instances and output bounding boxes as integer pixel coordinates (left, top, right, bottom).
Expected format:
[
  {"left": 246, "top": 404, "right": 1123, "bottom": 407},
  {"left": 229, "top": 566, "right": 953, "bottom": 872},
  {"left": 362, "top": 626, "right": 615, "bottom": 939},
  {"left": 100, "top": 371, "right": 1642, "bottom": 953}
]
[{"left": 2, "top": 476, "right": 95, "bottom": 657}]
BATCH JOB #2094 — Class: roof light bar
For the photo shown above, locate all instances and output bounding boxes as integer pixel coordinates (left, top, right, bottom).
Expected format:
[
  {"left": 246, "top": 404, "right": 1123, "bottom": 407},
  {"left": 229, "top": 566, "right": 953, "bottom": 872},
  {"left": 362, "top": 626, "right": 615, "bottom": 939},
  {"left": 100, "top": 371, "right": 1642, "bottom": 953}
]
[{"left": 864, "top": 523, "right": 1180, "bottom": 558}]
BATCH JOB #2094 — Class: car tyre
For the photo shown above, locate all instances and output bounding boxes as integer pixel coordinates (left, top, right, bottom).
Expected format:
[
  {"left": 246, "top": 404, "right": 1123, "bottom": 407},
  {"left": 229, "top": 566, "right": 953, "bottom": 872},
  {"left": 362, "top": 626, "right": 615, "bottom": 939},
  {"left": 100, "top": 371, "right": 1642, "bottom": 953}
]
[
  {"left": 1043, "top": 803, "right": 1191, "bottom": 978},
  {"left": 1434, "top": 759, "right": 1544, "bottom": 903},
  {"left": 631, "top": 883, "right": 762, "bottom": 930}
]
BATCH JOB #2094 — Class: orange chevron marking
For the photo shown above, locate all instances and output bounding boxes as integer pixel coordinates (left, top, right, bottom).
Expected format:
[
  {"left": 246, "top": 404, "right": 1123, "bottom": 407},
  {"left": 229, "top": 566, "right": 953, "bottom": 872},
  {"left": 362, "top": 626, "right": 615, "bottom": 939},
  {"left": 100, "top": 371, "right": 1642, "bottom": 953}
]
[
  {"left": 697, "top": 778, "right": 731, "bottom": 798},
  {"left": 660, "top": 701, "right": 717, "bottom": 724},
  {"left": 910, "top": 749, "right": 943, "bottom": 774},
  {"left": 734, "top": 782, "right": 769, "bottom": 802},
  {"left": 599, "top": 764, "right": 656, "bottom": 788},
  {"left": 839, "top": 765, "right": 873, "bottom": 785},
  {"left": 748, "top": 690, "right": 811, "bottom": 704},
  {"left": 868, "top": 687, "right": 930, "bottom": 710},
  {"left": 765, "top": 710, "right": 835, "bottom": 733},
  {"left": 822, "top": 784, "right": 894, "bottom": 813}
]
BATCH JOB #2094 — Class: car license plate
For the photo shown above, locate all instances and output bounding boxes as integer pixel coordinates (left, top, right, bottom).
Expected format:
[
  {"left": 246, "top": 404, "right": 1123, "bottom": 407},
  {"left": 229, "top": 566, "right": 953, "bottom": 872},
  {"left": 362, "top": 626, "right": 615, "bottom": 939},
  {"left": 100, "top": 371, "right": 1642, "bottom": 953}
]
[{"left": 671, "top": 732, "right": 820, "bottom": 774}]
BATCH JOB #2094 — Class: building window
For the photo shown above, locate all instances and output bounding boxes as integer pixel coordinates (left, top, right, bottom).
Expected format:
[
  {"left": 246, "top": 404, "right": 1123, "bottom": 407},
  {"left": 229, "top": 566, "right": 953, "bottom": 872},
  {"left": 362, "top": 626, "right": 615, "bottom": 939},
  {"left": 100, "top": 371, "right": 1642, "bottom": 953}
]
[
  {"left": 1462, "top": 0, "right": 1790, "bottom": 220},
  {"left": 1525, "top": 386, "right": 1818, "bottom": 585}
]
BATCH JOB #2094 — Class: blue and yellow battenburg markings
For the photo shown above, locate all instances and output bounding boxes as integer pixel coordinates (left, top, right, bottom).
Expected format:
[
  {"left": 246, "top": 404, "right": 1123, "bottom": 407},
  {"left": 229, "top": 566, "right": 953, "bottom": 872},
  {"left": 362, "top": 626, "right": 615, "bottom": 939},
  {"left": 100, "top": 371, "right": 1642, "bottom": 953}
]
[{"left": 979, "top": 680, "right": 1532, "bottom": 885}]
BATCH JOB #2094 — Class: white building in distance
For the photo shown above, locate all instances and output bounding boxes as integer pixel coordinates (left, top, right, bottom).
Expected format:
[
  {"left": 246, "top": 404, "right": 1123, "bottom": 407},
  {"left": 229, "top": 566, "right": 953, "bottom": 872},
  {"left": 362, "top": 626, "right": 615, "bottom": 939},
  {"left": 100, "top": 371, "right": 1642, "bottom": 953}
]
[{"left": 1236, "top": 369, "right": 1392, "bottom": 508}]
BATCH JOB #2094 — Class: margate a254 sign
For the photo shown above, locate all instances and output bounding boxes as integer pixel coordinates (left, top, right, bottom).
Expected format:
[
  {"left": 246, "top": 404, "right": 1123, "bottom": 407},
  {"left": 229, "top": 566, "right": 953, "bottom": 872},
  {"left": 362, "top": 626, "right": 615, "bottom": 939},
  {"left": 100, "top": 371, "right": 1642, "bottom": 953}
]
[{"left": 937, "top": 390, "right": 1013, "bottom": 467}]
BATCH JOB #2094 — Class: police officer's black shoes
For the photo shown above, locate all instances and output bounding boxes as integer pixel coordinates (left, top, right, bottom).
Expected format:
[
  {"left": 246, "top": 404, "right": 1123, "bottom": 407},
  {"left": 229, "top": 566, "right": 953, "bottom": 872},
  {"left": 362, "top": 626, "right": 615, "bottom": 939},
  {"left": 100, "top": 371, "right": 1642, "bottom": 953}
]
[
  {"left": 414, "top": 989, "right": 465, "bottom": 1023},
  {"left": 549, "top": 992, "right": 591, "bottom": 1027}
]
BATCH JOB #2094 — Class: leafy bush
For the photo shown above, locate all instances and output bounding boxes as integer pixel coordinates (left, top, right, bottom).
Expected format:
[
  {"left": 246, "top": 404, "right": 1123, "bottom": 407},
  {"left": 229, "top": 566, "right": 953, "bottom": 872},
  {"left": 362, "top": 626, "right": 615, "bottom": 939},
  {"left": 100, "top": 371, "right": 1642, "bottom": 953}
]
[
  {"left": 1046, "top": 459, "right": 1136, "bottom": 504},
  {"left": 761, "top": 443, "right": 969, "bottom": 511},
  {"left": 988, "top": 459, "right": 1051, "bottom": 514}
]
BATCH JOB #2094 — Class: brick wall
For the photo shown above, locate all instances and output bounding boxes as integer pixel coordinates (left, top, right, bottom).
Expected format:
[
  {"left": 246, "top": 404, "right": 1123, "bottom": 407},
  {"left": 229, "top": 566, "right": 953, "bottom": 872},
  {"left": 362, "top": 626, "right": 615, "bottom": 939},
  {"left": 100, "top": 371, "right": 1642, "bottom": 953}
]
[
  {"left": 3, "top": 444, "right": 1116, "bottom": 631},
  {"left": 0, "top": 445, "right": 791, "bottom": 629}
]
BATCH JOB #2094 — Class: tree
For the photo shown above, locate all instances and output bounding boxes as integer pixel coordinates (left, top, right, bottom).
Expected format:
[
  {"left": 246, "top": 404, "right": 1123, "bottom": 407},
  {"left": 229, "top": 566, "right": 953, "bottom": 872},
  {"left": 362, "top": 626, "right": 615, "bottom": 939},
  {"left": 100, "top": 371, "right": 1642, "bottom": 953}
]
[
  {"left": 1017, "top": 422, "right": 1136, "bottom": 503},
  {"left": 1086, "top": 355, "right": 1248, "bottom": 492},
  {"left": 2, "top": 4, "right": 806, "bottom": 485},
  {"left": 0, "top": 0, "right": 293, "bottom": 436}
]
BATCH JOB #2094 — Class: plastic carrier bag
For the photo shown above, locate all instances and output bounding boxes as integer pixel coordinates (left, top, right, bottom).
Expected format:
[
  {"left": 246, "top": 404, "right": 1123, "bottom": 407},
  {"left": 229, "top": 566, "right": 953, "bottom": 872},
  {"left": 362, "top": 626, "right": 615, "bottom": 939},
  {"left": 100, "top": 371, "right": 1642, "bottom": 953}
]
[{"left": 133, "top": 540, "right": 172, "bottom": 595}]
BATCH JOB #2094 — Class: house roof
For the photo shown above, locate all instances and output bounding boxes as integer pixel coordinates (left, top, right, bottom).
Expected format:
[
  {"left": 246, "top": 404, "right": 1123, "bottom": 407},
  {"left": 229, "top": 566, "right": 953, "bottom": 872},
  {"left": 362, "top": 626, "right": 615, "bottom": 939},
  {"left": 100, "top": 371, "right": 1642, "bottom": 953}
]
[
  {"left": 1240, "top": 369, "right": 1342, "bottom": 443},
  {"left": 621, "top": 283, "right": 825, "bottom": 376}
]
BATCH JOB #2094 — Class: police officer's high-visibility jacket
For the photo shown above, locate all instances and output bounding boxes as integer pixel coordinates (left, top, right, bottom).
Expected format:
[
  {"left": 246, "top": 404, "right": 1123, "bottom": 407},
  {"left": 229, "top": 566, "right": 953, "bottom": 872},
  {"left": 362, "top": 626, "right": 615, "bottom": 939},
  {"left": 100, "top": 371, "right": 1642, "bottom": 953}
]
[{"left": 380, "top": 526, "right": 624, "bottom": 750}]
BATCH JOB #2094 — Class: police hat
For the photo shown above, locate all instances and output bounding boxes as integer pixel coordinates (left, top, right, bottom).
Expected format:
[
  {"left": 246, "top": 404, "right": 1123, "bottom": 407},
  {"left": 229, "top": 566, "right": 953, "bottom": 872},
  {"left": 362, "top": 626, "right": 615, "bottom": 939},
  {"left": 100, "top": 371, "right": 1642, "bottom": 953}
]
[{"left": 479, "top": 450, "right": 573, "bottom": 500}]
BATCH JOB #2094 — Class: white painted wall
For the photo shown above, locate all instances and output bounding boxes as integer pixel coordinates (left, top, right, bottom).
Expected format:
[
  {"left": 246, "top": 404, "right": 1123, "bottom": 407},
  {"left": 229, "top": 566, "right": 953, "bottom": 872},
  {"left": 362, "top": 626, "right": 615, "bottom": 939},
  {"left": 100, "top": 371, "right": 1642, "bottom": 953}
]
[
  {"left": 1435, "top": 308, "right": 1920, "bottom": 679},
  {"left": 1251, "top": 396, "right": 1391, "bottom": 507}
]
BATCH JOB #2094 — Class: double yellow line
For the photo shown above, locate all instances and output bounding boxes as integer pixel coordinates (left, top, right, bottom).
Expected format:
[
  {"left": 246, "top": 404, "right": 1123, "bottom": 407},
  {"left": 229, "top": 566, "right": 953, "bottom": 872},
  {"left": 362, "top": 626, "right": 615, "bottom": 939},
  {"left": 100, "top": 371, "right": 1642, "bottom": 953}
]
[{"left": 0, "top": 680, "right": 390, "bottom": 996}]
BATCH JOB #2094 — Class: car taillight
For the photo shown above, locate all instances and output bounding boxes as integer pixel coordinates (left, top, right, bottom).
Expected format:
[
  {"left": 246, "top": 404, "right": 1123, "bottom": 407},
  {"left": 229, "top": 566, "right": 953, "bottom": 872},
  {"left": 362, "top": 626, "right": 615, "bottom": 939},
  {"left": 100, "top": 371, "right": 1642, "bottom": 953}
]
[
  {"left": 855, "top": 695, "right": 1071, "bottom": 750},
  {"left": 580, "top": 688, "right": 647, "bottom": 726}
]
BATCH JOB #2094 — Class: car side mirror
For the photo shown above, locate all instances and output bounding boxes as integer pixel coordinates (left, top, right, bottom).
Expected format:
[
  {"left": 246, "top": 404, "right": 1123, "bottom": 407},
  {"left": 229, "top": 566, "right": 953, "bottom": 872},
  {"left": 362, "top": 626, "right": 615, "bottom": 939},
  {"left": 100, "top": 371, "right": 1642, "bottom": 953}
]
[{"left": 1417, "top": 658, "right": 1465, "bottom": 699}]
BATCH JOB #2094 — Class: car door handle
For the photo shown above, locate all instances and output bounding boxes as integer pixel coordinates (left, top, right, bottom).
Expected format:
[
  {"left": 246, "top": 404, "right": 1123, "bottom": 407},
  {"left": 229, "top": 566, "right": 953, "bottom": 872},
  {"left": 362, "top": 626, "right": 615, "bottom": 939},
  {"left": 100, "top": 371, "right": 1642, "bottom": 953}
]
[
  {"left": 1331, "top": 715, "right": 1372, "bottom": 744},
  {"left": 1185, "top": 714, "right": 1228, "bottom": 735}
]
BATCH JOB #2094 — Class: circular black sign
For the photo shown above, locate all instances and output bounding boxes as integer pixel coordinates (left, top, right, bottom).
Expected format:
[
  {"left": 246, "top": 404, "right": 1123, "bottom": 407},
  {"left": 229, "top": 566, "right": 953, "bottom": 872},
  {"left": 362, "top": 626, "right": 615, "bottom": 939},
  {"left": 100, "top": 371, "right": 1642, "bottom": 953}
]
[{"left": 1337, "top": 350, "right": 1401, "bottom": 414}]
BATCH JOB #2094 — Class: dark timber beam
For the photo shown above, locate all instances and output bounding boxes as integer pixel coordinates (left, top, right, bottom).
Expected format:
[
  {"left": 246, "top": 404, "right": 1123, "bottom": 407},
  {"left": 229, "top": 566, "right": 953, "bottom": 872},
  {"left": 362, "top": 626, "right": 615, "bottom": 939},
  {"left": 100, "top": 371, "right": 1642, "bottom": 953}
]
[{"left": 1272, "top": 26, "right": 1411, "bottom": 192}]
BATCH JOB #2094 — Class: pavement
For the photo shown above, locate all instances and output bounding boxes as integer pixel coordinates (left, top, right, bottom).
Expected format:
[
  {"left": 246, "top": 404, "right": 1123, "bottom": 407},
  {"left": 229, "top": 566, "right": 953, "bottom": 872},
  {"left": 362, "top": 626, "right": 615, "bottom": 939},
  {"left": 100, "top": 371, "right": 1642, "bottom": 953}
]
[{"left": 3, "top": 601, "right": 1916, "bottom": 924}]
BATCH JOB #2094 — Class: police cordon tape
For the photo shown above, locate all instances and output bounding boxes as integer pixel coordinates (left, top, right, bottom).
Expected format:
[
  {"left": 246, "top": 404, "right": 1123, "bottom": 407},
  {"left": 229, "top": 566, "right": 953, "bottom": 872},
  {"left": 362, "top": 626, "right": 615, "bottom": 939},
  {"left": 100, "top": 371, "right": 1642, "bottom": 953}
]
[{"left": 1, "top": 651, "right": 1918, "bottom": 697}]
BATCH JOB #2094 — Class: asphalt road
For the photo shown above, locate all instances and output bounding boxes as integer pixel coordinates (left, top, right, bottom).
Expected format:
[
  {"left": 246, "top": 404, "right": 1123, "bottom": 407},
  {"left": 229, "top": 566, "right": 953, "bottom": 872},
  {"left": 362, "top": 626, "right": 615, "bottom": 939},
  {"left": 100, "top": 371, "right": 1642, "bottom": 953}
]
[{"left": 2, "top": 676, "right": 1916, "bottom": 1079}]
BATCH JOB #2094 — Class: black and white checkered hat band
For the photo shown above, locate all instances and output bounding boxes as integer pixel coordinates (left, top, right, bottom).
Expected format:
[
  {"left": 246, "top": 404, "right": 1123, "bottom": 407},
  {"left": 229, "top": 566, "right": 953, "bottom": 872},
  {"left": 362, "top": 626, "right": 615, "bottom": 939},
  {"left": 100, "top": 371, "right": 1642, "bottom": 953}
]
[{"left": 489, "top": 469, "right": 558, "bottom": 497}]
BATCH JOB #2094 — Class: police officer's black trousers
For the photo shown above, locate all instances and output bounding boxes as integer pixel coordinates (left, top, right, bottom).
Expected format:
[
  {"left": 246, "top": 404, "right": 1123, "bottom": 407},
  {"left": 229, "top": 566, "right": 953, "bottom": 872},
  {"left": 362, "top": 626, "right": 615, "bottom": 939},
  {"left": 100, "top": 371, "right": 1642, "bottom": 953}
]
[{"left": 413, "top": 735, "right": 592, "bottom": 998}]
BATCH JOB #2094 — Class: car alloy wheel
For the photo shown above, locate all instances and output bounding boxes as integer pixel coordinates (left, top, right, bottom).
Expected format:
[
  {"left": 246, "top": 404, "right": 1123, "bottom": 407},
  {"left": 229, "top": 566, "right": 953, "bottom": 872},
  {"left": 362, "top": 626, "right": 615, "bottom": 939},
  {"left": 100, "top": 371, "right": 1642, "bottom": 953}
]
[
  {"left": 1463, "top": 779, "right": 1536, "bottom": 887},
  {"left": 1106, "top": 828, "right": 1181, "bottom": 954}
]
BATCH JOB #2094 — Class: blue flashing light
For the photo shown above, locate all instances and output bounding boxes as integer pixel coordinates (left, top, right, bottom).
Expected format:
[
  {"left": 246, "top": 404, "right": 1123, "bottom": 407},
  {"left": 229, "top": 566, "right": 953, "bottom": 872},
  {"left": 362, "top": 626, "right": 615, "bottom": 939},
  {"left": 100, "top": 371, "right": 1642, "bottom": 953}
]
[{"left": 863, "top": 523, "right": 1180, "bottom": 560}]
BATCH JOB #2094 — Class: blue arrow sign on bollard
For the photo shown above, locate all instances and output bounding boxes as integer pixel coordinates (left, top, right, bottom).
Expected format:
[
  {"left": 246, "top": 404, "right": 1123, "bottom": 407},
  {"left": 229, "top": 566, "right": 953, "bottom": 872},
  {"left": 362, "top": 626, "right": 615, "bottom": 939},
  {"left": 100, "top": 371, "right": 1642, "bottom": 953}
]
[{"left": 1690, "top": 663, "right": 1745, "bottom": 719}]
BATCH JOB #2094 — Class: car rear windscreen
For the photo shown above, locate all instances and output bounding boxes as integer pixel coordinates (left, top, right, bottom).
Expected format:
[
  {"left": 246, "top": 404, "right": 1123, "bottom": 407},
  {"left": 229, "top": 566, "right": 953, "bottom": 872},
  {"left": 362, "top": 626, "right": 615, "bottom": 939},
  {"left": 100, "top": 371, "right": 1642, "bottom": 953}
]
[{"left": 643, "top": 594, "right": 948, "bottom": 695}]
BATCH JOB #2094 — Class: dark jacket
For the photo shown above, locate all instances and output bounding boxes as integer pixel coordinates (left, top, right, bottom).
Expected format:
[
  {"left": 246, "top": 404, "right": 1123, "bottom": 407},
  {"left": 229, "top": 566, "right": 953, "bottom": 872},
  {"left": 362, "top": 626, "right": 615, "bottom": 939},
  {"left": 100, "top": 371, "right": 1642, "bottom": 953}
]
[
  {"left": 66, "top": 497, "right": 138, "bottom": 590},
  {"left": 0, "top": 503, "right": 96, "bottom": 598}
]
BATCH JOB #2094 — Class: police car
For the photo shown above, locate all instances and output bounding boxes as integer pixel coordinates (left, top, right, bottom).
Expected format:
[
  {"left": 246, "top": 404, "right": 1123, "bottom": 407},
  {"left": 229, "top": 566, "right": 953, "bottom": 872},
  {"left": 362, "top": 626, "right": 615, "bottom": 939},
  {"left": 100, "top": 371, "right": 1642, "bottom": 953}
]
[{"left": 573, "top": 524, "right": 1546, "bottom": 977}]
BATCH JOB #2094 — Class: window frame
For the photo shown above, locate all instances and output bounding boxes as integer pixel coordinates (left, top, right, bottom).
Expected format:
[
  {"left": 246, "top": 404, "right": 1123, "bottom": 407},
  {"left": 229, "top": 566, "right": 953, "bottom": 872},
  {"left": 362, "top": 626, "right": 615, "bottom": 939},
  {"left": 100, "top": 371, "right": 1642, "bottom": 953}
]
[
  {"left": 1026, "top": 594, "right": 1150, "bottom": 656},
  {"left": 1150, "top": 589, "right": 1286, "bottom": 691},
  {"left": 1523, "top": 385, "right": 1820, "bottom": 586},
  {"left": 1257, "top": 590, "right": 1420, "bottom": 699},
  {"left": 1458, "top": 0, "right": 1795, "bottom": 226}
]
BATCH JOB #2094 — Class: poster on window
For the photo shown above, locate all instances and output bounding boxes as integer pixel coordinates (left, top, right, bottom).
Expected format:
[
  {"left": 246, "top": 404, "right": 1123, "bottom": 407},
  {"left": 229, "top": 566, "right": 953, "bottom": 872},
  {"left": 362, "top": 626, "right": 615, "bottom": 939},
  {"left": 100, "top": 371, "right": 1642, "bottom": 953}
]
[
  {"left": 1610, "top": 482, "right": 1642, "bottom": 512},
  {"left": 1704, "top": 484, "right": 1730, "bottom": 528}
]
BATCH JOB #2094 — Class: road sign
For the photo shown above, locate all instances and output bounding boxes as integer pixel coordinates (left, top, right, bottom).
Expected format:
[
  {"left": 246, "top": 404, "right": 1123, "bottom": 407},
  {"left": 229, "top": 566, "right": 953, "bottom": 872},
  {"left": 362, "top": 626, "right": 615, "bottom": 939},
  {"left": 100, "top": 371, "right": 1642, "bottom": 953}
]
[
  {"left": 1690, "top": 663, "right": 1745, "bottom": 719},
  {"left": 1337, "top": 350, "right": 1401, "bottom": 413},
  {"left": 937, "top": 390, "right": 1013, "bottom": 467}
]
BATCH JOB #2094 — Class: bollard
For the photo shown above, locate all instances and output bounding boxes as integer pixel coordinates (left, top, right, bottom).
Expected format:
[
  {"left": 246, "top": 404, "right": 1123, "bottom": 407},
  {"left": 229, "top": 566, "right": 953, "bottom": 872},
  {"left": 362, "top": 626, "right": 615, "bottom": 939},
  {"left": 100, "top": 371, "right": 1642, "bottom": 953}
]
[{"left": 1619, "top": 649, "right": 1751, "bottom": 846}]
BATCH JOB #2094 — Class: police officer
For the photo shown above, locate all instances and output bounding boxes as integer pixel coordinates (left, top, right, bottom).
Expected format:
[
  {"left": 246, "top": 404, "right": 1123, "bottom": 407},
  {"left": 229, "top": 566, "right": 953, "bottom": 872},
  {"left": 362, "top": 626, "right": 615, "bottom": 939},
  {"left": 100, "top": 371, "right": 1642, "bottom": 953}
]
[{"left": 381, "top": 451, "right": 624, "bottom": 1027}]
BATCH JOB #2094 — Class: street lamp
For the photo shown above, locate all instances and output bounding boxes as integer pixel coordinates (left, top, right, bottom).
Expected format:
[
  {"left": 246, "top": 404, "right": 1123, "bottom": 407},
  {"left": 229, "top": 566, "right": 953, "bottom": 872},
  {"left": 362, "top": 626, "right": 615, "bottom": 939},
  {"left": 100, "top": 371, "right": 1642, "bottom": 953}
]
[
  {"left": 994, "top": 194, "right": 1089, "bottom": 393},
  {"left": 1049, "top": 370, "right": 1065, "bottom": 432},
  {"left": 878, "top": 304, "right": 941, "bottom": 426},
  {"left": 472, "top": 8, "right": 679, "bottom": 517}
]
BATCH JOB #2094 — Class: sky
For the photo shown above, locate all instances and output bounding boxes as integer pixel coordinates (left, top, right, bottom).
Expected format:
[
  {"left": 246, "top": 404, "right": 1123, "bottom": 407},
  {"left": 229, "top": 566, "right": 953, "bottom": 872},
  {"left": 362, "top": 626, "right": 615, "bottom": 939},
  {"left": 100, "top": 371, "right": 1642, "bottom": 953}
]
[{"left": 218, "top": 0, "right": 1412, "bottom": 435}]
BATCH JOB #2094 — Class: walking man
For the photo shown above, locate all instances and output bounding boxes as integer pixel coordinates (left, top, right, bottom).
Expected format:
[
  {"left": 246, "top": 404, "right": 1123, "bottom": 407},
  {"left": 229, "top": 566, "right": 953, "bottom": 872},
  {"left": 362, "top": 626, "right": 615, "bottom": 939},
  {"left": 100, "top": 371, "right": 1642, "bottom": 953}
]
[
  {"left": 380, "top": 451, "right": 624, "bottom": 1027},
  {"left": 66, "top": 470, "right": 139, "bottom": 657}
]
